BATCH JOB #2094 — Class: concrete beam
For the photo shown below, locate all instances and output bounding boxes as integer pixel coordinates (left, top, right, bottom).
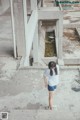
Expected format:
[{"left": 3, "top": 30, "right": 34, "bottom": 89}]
[
  {"left": 64, "top": 59, "right": 80, "bottom": 65},
  {"left": 64, "top": 24, "right": 80, "bottom": 28},
  {"left": 38, "top": 7, "right": 62, "bottom": 20}
]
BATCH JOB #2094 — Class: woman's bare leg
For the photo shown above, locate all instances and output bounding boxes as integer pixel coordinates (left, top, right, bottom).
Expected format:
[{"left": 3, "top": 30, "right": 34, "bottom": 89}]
[{"left": 49, "top": 91, "right": 53, "bottom": 110}]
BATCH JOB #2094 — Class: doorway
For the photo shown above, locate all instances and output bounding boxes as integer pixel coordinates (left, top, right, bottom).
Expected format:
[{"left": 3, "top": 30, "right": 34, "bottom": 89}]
[{"left": 45, "top": 30, "right": 57, "bottom": 57}]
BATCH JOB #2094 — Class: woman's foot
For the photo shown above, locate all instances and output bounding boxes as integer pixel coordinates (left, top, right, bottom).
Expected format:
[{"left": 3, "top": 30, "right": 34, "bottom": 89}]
[{"left": 49, "top": 106, "right": 53, "bottom": 110}]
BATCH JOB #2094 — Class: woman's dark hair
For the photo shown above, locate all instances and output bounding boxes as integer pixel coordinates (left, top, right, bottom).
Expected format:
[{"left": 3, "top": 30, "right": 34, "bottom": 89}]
[{"left": 48, "top": 61, "right": 57, "bottom": 76}]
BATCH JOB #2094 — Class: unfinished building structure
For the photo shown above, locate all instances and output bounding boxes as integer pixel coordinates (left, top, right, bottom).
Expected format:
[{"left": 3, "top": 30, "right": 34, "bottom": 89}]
[{"left": 0, "top": 0, "right": 63, "bottom": 66}]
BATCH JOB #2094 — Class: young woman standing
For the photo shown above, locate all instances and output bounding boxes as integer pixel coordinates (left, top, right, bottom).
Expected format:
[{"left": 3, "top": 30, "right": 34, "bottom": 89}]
[{"left": 43, "top": 61, "right": 59, "bottom": 110}]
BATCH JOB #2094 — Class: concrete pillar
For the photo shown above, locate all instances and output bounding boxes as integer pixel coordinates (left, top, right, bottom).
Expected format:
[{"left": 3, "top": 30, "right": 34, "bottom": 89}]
[
  {"left": 33, "top": 24, "right": 39, "bottom": 64},
  {"left": 38, "top": 20, "right": 42, "bottom": 63},
  {"left": 55, "top": 20, "right": 59, "bottom": 57},
  {"left": 23, "top": 0, "right": 29, "bottom": 66},
  {"left": 58, "top": 19, "right": 63, "bottom": 59},
  {"left": 10, "top": 0, "right": 17, "bottom": 58},
  {"left": 57, "top": 17, "right": 64, "bottom": 65},
  {"left": 31, "top": 0, "right": 37, "bottom": 10},
  {"left": 12, "top": 0, "right": 26, "bottom": 57}
]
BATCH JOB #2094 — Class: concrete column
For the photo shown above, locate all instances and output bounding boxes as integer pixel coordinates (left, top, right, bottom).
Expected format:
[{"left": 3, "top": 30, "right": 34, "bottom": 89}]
[
  {"left": 55, "top": 20, "right": 59, "bottom": 57},
  {"left": 38, "top": 20, "right": 42, "bottom": 63},
  {"left": 31, "top": 0, "right": 37, "bottom": 10},
  {"left": 58, "top": 19, "right": 63, "bottom": 59},
  {"left": 10, "top": 0, "right": 17, "bottom": 58},
  {"left": 12, "top": 0, "right": 26, "bottom": 57},
  {"left": 33, "top": 24, "right": 39, "bottom": 64},
  {"left": 57, "top": 17, "right": 64, "bottom": 65},
  {"left": 23, "top": 0, "right": 29, "bottom": 66}
]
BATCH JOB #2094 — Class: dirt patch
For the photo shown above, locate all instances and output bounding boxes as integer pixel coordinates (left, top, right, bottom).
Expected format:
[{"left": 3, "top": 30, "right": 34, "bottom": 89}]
[
  {"left": 63, "top": 28, "right": 80, "bottom": 55},
  {"left": 63, "top": 28, "right": 79, "bottom": 41}
]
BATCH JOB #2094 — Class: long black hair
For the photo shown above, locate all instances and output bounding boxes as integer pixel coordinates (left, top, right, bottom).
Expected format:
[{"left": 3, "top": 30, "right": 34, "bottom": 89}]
[{"left": 48, "top": 61, "right": 57, "bottom": 76}]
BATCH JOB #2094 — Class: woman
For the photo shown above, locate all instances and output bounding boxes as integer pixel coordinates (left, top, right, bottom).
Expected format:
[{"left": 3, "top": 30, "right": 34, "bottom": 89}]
[{"left": 43, "top": 61, "right": 59, "bottom": 110}]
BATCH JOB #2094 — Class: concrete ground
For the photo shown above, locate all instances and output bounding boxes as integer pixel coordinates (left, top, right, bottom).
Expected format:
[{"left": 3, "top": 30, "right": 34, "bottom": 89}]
[{"left": 0, "top": 64, "right": 80, "bottom": 120}]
